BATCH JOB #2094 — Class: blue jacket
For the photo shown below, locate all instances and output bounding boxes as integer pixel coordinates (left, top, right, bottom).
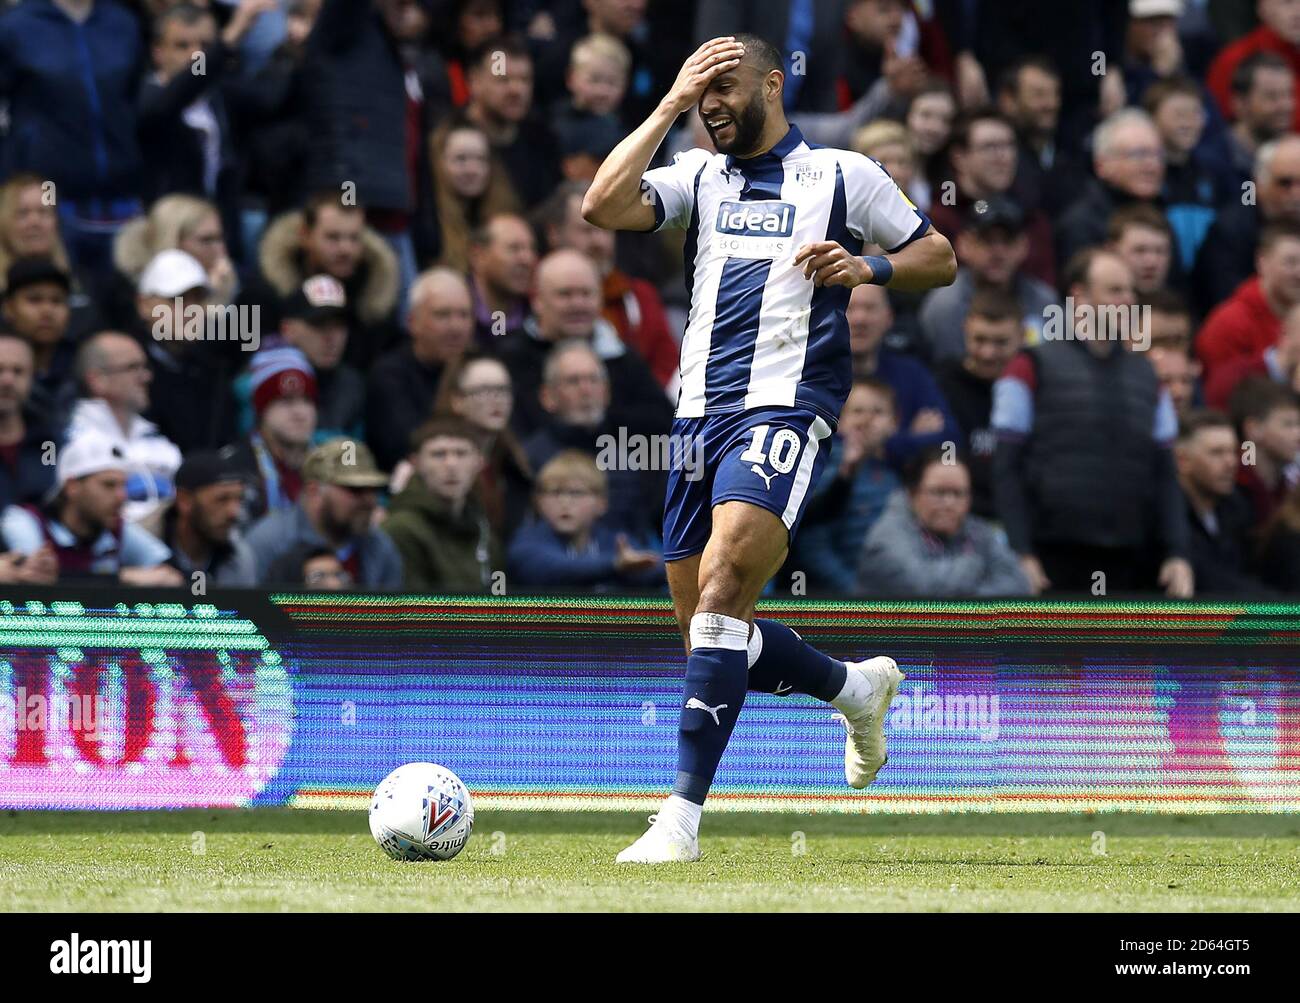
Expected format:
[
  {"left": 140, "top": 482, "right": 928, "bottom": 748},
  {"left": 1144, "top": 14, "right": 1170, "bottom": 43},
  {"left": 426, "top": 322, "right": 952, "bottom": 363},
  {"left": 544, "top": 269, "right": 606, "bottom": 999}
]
[
  {"left": 507, "top": 519, "right": 664, "bottom": 591},
  {"left": 874, "top": 349, "right": 962, "bottom": 469},
  {"left": 0, "top": 0, "right": 144, "bottom": 201}
]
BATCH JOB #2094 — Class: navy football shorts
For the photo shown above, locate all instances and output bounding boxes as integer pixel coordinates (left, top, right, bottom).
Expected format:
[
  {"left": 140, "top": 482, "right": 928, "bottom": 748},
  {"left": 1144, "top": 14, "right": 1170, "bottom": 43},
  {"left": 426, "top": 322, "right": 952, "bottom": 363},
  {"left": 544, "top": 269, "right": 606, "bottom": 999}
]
[{"left": 662, "top": 406, "right": 835, "bottom": 562}]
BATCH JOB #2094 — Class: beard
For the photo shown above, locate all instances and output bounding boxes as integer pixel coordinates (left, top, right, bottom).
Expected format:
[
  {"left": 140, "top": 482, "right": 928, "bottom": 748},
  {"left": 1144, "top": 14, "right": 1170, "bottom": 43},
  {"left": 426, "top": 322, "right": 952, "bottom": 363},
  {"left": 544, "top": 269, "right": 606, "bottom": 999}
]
[{"left": 705, "top": 91, "right": 767, "bottom": 156}]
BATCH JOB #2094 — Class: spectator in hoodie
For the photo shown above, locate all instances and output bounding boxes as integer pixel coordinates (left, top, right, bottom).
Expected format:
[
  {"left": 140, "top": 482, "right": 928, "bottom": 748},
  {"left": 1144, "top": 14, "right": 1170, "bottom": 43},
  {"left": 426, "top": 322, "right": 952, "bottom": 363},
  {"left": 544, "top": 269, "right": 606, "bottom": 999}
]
[
  {"left": 1174, "top": 408, "right": 1275, "bottom": 596},
  {"left": 0, "top": 431, "right": 180, "bottom": 585},
  {"left": 143, "top": 449, "right": 256, "bottom": 586},
  {"left": 382, "top": 416, "right": 502, "bottom": 591},
  {"left": 0, "top": 0, "right": 146, "bottom": 275},
  {"left": 539, "top": 180, "right": 679, "bottom": 392},
  {"left": 367, "top": 267, "right": 474, "bottom": 470},
  {"left": 245, "top": 436, "right": 400, "bottom": 587},
  {"left": 0, "top": 335, "right": 57, "bottom": 509},
  {"left": 1229, "top": 376, "right": 1300, "bottom": 525},
  {"left": 793, "top": 377, "right": 900, "bottom": 594},
  {"left": 848, "top": 282, "right": 959, "bottom": 469},
  {"left": 1197, "top": 221, "right": 1300, "bottom": 381},
  {"left": 857, "top": 448, "right": 1030, "bottom": 598},
  {"left": 467, "top": 213, "right": 536, "bottom": 345},
  {"left": 1205, "top": 298, "right": 1300, "bottom": 408},
  {"left": 0, "top": 257, "right": 78, "bottom": 431},
  {"left": 225, "top": 345, "right": 317, "bottom": 521},
  {"left": 65, "top": 331, "right": 183, "bottom": 523},
  {"left": 508, "top": 449, "right": 663, "bottom": 591}
]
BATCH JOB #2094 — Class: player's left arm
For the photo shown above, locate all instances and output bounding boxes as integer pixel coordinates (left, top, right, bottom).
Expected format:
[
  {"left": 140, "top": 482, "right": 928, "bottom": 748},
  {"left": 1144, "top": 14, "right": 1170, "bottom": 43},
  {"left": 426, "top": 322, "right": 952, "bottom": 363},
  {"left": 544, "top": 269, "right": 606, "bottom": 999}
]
[{"left": 793, "top": 225, "right": 956, "bottom": 293}]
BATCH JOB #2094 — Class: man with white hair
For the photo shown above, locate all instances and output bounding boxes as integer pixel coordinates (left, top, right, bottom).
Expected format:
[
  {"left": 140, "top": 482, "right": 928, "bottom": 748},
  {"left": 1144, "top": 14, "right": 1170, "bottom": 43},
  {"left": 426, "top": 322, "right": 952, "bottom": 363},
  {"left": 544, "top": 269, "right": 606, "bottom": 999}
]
[
  {"left": 1057, "top": 107, "right": 1168, "bottom": 266},
  {"left": 498, "top": 248, "right": 672, "bottom": 436},
  {"left": 366, "top": 267, "right": 474, "bottom": 470},
  {"left": 0, "top": 432, "right": 181, "bottom": 584}
]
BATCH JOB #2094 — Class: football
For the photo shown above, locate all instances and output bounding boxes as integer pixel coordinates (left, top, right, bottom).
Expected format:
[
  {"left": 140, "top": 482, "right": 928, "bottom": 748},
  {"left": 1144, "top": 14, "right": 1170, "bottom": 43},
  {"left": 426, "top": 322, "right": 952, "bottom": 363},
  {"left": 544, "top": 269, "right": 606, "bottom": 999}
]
[{"left": 369, "top": 763, "right": 474, "bottom": 861}]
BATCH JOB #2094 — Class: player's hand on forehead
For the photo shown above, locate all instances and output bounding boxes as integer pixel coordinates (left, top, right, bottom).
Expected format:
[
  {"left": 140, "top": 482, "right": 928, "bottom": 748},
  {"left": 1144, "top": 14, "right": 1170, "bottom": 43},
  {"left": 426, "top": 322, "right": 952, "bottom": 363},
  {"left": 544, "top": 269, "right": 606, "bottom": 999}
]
[{"left": 666, "top": 36, "right": 746, "bottom": 112}]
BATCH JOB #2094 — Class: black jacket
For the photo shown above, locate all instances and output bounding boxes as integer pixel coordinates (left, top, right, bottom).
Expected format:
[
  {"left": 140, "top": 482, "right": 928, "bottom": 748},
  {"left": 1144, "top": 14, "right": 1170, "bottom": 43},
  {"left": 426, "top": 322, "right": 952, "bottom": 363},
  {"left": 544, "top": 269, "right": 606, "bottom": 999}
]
[
  {"left": 1183, "top": 488, "right": 1276, "bottom": 597},
  {"left": 365, "top": 343, "right": 446, "bottom": 471}
]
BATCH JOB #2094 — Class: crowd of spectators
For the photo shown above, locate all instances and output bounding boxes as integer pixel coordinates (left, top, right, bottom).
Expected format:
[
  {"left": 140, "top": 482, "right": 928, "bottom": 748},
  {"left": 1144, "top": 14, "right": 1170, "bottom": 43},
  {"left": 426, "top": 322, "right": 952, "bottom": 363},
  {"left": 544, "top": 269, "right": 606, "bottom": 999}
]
[{"left": 0, "top": 0, "right": 1297, "bottom": 599}]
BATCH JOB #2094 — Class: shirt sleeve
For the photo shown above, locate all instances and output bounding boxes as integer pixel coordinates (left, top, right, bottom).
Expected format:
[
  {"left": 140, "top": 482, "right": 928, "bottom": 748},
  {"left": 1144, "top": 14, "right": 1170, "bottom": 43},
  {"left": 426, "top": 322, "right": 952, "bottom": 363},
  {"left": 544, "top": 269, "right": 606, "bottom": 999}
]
[
  {"left": 840, "top": 152, "right": 931, "bottom": 253},
  {"left": 0, "top": 506, "right": 44, "bottom": 556},
  {"left": 640, "top": 147, "right": 712, "bottom": 232},
  {"left": 120, "top": 523, "right": 172, "bottom": 567}
]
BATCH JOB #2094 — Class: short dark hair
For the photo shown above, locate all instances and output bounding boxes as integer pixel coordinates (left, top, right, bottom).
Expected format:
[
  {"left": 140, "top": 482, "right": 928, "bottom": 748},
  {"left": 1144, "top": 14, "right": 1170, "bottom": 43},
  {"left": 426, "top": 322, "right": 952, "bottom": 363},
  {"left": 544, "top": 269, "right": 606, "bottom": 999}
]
[
  {"left": 152, "top": 2, "right": 211, "bottom": 43},
  {"left": 1229, "top": 376, "right": 1300, "bottom": 436},
  {"left": 1177, "top": 408, "right": 1234, "bottom": 444},
  {"left": 850, "top": 374, "right": 896, "bottom": 410},
  {"left": 470, "top": 34, "right": 531, "bottom": 71},
  {"left": 902, "top": 444, "right": 969, "bottom": 492},
  {"left": 997, "top": 55, "right": 1059, "bottom": 99},
  {"left": 1141, "top": 287, "right": 1189, "bottom": 318},
  {"left": 409, "top": 414, "right": 483, "bottom": 455},
  {"left": 1141, "top": 75, "right": 1203, "bottom": 116},
  {"left": 1231, "top": 50, "right": 1291, "bottom": 99},
  {"left": 967, "top": 287, "right": 1023, "bottom": 325},
  {"left": 950, "top": 107, "right": 1015, "bottom": 151},
  {"left": 302, "top": 189, "right": 362, "bottom": 229},
  {"left": 733, "top": 32, "right": 783, "bottom": 76},
  {"left": 1106, "top": 203, "right": 1173, "bottom": 243},
  {"left": 1259, "top": 220, "right": 1300, "bottom": 254},
  {"left": 1062, "top": 246, "right": 1124, "bottom": 295}
]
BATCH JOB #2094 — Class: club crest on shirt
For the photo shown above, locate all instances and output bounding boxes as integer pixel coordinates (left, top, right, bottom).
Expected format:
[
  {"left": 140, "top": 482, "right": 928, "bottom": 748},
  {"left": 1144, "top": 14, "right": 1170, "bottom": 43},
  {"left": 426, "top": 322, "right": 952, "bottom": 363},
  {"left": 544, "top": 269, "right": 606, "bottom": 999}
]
[{"left": 794, "top": 164, "right": 823, "bottom": 187}]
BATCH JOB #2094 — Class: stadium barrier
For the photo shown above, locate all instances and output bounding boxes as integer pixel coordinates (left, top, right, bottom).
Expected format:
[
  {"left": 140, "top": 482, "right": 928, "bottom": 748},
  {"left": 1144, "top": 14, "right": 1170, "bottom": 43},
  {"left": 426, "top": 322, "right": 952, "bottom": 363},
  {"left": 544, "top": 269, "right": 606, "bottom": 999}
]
[{"left": 2, "top": 591, "right": 1298, "bottom": 813}]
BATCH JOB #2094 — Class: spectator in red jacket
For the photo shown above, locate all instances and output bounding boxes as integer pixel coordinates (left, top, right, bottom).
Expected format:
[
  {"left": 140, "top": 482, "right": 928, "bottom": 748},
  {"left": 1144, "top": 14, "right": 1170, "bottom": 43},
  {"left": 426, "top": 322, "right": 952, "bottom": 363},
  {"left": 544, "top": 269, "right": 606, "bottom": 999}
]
[
  {"left": 539, "top": 180, "right": 679, "bottom": 392},
  {"left": 1205, "top": 300, "right": 1300, "bottom": 408},
  {"left": 1208, "top": 0, "right": 1300, "bottom": 133},
  {"left": 1197, "top": 221, "right": 1300, "bottom": 380}
]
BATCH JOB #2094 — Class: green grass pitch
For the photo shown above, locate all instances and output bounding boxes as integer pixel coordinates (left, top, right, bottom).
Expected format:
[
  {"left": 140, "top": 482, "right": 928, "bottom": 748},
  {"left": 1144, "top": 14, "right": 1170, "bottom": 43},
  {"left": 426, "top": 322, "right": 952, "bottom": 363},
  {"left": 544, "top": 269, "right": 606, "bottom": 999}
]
[{"left": 3, "top": 809, "right": 1299, "bottom": 912}]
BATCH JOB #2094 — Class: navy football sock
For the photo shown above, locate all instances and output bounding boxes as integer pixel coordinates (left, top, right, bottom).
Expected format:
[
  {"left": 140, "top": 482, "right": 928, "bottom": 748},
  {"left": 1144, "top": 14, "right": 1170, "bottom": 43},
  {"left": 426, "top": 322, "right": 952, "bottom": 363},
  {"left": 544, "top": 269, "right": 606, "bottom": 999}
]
[
  {"left": 746, "top": 618, "right": 847, "bottom": 702},
  {"left": 671, "top": 613, "right": 749, "bottom": 806}
]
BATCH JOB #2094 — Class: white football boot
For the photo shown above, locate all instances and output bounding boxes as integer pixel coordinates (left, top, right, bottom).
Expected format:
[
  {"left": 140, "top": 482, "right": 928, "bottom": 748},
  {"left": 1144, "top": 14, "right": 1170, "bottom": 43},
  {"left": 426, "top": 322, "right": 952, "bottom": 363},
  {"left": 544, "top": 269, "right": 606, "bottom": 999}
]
[
  {"left": 615, "top": 812, "right": 701, "bottom": 864},
  {"left": 833, "top": 656, "right": 905, "bottom": 789}
]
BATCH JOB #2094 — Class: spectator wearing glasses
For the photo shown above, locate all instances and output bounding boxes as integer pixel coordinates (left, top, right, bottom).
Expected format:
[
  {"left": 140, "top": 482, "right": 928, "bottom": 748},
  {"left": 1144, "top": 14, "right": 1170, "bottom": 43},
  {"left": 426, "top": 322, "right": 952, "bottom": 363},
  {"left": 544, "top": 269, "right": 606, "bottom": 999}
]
[{"left": 857, "top": 448, "right": 1029, "bottom": 597}]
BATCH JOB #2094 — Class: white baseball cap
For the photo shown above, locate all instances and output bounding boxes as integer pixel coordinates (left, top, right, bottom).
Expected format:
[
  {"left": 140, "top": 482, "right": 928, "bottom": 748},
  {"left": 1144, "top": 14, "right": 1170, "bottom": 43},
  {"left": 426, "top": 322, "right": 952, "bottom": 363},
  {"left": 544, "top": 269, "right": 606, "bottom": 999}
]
[
  {"left": 137, "top": 248, "right": 211, "bottom": 298},
  {"left": 57, "top": 433, "right": 129, "bottom": 487},
  {"left": 1129, "top": 0, "right": 1183, "bottom": 18}
]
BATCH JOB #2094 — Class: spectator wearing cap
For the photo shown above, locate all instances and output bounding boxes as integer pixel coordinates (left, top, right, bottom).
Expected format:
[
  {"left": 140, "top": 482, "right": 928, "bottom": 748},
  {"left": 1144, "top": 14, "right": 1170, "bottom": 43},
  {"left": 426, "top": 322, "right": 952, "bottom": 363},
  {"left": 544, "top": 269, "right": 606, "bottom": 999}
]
[
  {"left": 1197, "top": 222, "right": 1300, "bottom": 382},
  {"left": 225, "top": 345, "right": 318, "bottom": 521},
  {"left": 1194, "top": 135, "right": 1300, "bottom": 315},
  {"left": 467, "top": 213, "right": 536, "bottom": 345},
  {"left": 233, "top": 274, "right": 364, "bottom": 441},
  {"left": 131, "top": 247, "right": 239, "bottom": 453},
  {"left": 1056, "top": 108, "right": 1168, "bottom": 269},
  {"left": 934, "top": 288, "right": 1025, "bottom": 519},
  {"left": 917, "top": 196, "right": 1058, "bottom": 365},
  {"left": 256, "top": 191, "right": 401, "bottom": 368},
  {"left": 848, "top": 283, "right": 960, "bottom": 470},
  {"left": 141, "top": 449, "right": 256, "bottom": 586},
  {"left": 540, "top": 180, "right": 679, "bottom": 392},
  {"left": 65, "top": 331, "right": 183, "bottom": 524},
  {"left": 464, "top": 36, "right": 561, "bottom": 208},
  {"left": 551, "top": 34, "right": 631, "bottom": 183},
  {"left": 927, "top": 110, "right": 1056, "bottom": 288},
  {"left": 0, "top": 257, "right": 77, "bottom": 431},
  {"left": 502, "top": 250, "right": 672, "bottom": 439},
  {"left": 0, "top": 431, "right": 180, "bottom": 585},
  {"left": 1123, "top": 0, "right": 1196, "bottom": 103},
  {"left": 367, "top": 267, "right": 474, "bottom": 471},
  {"left": 1208, "top": 0, "right": 1300, "bottom": 134},
  {"left": 0, "top": 334, "right": 57, "bottom": 510},
  {"left": 0, "top": 0, "right": 146, "bottom": 275},
  {"left": 244, "top": 437, "right": 402, "bottom": 588},
  {"left": 992, "top": 248, "right": 1193, "bottom": 597}
]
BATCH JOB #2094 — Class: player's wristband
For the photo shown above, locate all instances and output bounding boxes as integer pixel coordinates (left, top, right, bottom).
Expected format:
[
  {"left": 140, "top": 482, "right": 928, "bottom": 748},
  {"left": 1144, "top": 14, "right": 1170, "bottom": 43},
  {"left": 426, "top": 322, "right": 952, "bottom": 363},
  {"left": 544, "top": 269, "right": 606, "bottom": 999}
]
[{"left": 863, "top": 255, "right": 893, "bottom": 286}]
